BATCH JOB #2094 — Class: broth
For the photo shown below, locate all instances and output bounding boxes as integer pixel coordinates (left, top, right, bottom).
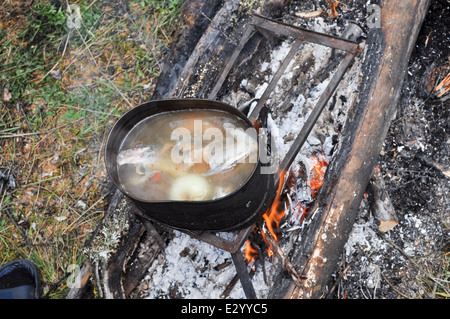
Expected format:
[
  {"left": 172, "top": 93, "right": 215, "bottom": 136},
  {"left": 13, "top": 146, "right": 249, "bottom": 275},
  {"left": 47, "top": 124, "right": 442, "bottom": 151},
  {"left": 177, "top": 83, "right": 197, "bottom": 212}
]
[{"left": 117, "top": 109, "right": 258, "bottom": 201}]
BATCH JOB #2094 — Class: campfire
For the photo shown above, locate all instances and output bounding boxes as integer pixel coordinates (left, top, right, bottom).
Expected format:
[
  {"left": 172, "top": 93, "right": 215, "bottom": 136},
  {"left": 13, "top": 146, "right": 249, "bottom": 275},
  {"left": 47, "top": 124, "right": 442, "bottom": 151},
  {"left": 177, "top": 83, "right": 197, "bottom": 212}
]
[
  {"left": 112, "top": 12, "right": 362, "bottom": 299},
  {"left": 70, "top": 0, "right": 437, "bottom": 300},
  {"left": 251, "top": 152, "right": 329, "bottom": 259}
]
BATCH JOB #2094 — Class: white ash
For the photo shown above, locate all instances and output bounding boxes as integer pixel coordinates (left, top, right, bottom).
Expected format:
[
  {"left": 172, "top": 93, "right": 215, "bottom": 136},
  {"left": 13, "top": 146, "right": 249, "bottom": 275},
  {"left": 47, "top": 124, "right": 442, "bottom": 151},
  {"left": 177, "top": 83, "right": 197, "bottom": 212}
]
[
  {"left": 344, "top": 210, "right": 388, "bottom": 258},
  {"left": 141, "top": 231, "right": 271, "bottom": 299}
]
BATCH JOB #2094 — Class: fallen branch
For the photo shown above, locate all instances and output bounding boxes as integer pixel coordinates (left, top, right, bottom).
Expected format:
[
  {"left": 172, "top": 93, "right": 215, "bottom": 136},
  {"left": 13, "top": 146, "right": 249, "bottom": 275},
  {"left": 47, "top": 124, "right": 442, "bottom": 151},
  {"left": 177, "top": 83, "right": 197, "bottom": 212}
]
[
  {"left": 264, "top": 231, "right": 304, "bottom": 289},
  {"left": 418, "top": 155, "right": 450, "bottom": 178},
  {"left": 295, "top": 10, "right": 323, "bottom": 19}
]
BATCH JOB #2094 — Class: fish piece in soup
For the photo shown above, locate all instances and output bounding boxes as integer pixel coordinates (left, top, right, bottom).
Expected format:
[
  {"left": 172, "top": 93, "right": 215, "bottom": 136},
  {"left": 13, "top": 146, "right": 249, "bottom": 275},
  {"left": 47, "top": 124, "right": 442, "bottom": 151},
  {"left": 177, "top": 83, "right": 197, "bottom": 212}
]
[
  {"left": 202, "top": 124, "right": 258, "bottom": 176},
  {"left": 117, "top": 146, "right": 158, "bottom": 166}
]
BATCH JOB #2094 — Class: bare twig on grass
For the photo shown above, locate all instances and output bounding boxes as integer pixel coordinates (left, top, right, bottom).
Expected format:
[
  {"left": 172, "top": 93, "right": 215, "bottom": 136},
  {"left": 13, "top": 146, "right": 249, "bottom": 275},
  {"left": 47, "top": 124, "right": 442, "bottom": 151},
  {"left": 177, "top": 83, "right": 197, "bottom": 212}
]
[
  {"left": 17, "top": 102, "right": 41, "bottom": 141},
  {"left": 38, "top": 29, "right": 72, "bottom": 84},
  {"left": 3, "top": 208, "right": 33, "bottom": 249},
  {"left": 0, "top": 132, "right": 45, "bottom": 139},
  {"left": 0, "top": 117, "right": 84, "bottom": 139},
  {"left": 380, "top": 272, "right": 412, "bottom": 299}
]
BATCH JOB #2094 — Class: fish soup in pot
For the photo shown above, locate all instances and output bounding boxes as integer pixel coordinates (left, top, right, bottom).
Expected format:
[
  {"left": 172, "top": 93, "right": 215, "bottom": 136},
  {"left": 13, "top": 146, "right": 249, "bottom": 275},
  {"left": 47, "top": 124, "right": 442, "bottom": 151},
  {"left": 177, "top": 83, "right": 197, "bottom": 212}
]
[
  {"left": 116, "top": 109, "right": 258, "bottom": 202},
  {"left": 105, "top": 99, "right": 274, "bottom": 231}
]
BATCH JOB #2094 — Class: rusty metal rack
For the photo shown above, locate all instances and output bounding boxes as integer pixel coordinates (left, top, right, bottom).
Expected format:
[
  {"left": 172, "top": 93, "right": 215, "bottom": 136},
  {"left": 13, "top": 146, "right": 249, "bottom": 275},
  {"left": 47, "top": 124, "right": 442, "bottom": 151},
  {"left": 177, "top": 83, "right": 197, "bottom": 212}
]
[{"left": 133, "top": 14, "right": 361, "bottom": 299}]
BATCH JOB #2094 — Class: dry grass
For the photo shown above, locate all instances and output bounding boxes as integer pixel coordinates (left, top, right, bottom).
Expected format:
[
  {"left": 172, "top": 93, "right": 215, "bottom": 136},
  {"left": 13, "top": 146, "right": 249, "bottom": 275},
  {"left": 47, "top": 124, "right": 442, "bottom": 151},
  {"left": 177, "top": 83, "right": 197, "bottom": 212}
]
[{"left": 0, "top": 0, "right": 183, "bottom": 298}]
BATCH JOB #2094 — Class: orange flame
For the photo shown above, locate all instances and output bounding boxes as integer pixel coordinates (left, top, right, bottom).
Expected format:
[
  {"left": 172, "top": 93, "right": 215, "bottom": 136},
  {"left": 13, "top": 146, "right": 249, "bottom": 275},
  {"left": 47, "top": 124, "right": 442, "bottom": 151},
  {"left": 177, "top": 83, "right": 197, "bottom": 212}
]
[
  {"left": 309, "top": 154, "right": 328, "bottom": 199},
  {"left": 260, "top": 228, "right": 274, "bottom": 257},
  {"left": 262, "top": 169, "right": 287, "bottom": 242},
  {"left": 244, "top": 155, "right": 329, "bottom": 264},
  {"left": 244, "top": 169, "right": 288, "bottom": 264},
  {"left": 244, "top": 240, "right": 258, "bottom": 264}
]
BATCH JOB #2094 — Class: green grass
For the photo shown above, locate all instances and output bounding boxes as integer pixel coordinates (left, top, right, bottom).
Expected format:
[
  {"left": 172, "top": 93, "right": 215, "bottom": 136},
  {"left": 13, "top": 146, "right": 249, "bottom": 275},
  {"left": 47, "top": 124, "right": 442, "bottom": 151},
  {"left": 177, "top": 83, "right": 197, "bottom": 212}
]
[{"left": 0, "top": 0, "right": 184, "bottom": 298}]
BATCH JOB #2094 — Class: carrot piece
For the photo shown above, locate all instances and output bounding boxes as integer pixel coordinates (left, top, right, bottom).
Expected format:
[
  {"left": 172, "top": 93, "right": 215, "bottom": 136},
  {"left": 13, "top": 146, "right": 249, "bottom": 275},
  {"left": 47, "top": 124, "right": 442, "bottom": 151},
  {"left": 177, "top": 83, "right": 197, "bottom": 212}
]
[{"left": 152, "top": 172, "right": 161, "bottom": 182}]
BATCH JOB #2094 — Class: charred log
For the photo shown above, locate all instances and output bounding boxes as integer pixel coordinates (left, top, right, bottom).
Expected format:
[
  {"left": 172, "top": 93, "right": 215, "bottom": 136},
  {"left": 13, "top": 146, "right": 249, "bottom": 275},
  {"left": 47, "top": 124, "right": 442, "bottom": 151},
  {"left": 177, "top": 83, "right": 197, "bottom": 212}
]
[
  {"left": 268, "top": 0, "right": 431, "bottom": 299},
  {"left": 151, "top": 0, "right": 223, "bottom": 100}
]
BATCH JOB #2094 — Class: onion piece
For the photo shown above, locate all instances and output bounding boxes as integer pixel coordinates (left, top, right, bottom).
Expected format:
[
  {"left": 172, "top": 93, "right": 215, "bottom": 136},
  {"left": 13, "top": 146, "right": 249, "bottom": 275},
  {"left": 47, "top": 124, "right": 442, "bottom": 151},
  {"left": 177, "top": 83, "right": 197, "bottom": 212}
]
[{"left": 169, "top": 174, "right": 212, "bottom": 201}]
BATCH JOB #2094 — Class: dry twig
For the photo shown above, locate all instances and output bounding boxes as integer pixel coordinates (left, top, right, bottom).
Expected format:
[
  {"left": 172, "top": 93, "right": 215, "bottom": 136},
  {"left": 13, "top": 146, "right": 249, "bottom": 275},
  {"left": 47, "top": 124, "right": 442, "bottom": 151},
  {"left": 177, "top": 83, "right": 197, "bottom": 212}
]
[{"left": 264, "top": 232, "right": 304, "bottom": 288}]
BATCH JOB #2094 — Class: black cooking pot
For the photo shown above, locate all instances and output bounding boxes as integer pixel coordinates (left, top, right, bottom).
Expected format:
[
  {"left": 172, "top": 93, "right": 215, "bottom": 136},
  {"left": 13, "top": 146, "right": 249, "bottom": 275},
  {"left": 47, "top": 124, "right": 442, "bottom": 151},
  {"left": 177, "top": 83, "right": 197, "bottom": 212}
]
[{"left": 105, "top": 99, "right": 275, "bottom": 232}]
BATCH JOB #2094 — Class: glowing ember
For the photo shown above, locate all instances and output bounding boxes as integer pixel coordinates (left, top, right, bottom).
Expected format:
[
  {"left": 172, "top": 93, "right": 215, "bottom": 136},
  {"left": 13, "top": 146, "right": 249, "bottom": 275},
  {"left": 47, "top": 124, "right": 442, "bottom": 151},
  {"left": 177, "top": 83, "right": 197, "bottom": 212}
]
[
  {"left": 309, "top": 153, "right": 329, "bottom": 199},
  {"left": 292, "top": 201, "right": 308, "bottom": 224}
]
